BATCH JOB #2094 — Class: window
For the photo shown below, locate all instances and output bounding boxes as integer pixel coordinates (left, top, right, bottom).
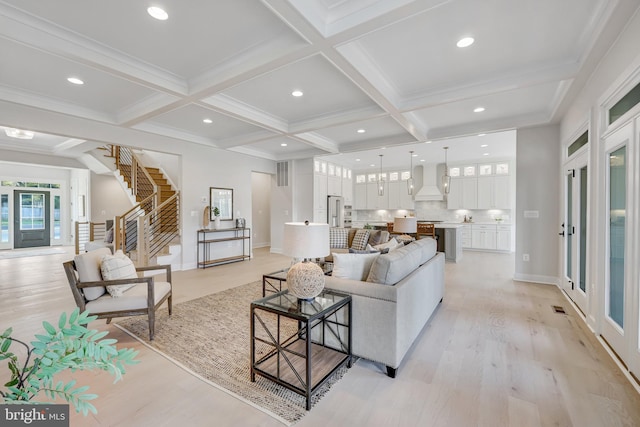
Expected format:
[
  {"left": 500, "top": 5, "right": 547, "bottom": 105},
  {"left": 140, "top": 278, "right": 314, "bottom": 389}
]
[
  {"left": 356, "top": 174, "right": 366, "bottom": 184},
  {"left": 1, "top": 194, "right": 8, "bottom": 243},
  {"left": 495, "top": 163, "right": 509, "bottom": 175},
  {"left": 400, "top": 171, "right": 411, "bottom": 180},
  {"left": 450, "top": 167, "right": 461, "bottom": 177},
  {"left": 609, "top": 81, "right": 640, "bottom": 125},
  {"left": 463, "top": 165, "right": 476, "bottom": 177},
  {"left": 389, "top": 172, "right": 399, "bottom": 181},
  {"left": 20, "top": 193, "right": 45, "bottom": 230},
  {"left": 54, "top": 195, "right": 61, "bottom": 240},
  {"left": 479, "top": 164, "right": 492, "bottom": 175},
  {"left": 568, "top": 131, "right": 588, "bottom": 157}
]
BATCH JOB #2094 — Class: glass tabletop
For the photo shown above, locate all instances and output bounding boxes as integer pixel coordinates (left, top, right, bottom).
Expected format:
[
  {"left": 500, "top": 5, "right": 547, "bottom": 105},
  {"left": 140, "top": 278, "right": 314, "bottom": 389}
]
[
  {"left": 252, "top": 289, "right": 349, "bottom": 320},
  {"left": 264, "top": 262, "right": 333, "bottom": 280}
]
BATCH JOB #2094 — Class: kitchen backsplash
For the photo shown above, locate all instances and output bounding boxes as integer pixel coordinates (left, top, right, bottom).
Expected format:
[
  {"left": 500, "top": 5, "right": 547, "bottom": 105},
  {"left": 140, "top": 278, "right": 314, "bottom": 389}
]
[{"left": 354, "top": 200, "right": 511, "bottom": 223}]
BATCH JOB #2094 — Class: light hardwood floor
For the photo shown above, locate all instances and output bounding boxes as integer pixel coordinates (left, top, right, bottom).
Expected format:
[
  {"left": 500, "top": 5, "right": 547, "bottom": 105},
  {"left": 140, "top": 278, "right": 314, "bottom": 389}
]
[{"left": 1, "top": 247, "right": 639, "bottom": 427}]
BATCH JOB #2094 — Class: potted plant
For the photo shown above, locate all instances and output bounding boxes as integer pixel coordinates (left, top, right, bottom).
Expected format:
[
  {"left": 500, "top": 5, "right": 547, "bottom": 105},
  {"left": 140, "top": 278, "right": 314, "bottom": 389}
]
[
  {"left": 213, "top": 206, "right": 220, "bottom": 229},
  {"left": 1, "top": 308, "right": 139, "bottom": 416}
]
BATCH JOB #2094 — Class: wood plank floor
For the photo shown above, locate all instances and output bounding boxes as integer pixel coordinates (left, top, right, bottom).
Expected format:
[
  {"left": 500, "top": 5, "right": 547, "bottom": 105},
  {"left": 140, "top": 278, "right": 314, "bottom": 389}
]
[{"left": 1, "top": 247, "right": 639, "bottom": 426}]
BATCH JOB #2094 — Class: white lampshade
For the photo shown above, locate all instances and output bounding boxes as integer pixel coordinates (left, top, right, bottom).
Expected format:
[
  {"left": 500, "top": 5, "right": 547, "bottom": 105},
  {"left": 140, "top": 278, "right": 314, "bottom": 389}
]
[
  {"left": 282, "top": 222, "right": 330, "bottom": 259},
  {"left": 393, "top": 217, "right": 417, "bottom": 234}
]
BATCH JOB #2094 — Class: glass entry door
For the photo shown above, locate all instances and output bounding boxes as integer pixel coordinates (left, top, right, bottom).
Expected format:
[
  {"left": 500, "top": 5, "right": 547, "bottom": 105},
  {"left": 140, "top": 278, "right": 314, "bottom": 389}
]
[
  {"left": 601, "top": 123, "right": 633, "bottom": 363},
  {"left": 13, "top": 190, "right": 50, "bottom": 248},
  {"left": 562, "top": 151, "right": 588, "bottom": 315}
]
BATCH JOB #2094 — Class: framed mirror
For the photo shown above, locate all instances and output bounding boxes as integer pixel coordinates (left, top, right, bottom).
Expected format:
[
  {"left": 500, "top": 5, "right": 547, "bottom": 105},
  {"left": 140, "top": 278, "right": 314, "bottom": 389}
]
[{"left": 210, "top": 187, "right": 233, "bottom": 221}]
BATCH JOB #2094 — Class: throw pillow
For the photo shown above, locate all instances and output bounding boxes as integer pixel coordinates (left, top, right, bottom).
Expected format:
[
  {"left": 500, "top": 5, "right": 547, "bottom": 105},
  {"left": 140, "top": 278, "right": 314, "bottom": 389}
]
[
  {"left": 368, "top": 230, "right": 389, "bottom": 246},
  {"left": 351, "top": 229, "right": 370, "bottom": 251},
  {"left": 100, "top": 250, "right": 139, "bottom": 297},
  {"left": 373, "top": 237, "right": 402, "bottom": 252},
  {"left": 332, "top": 252, "right": 380, "bottom": 281},
  {"left": 349, "top": 248, "right": 379, "bottom": 254},
  {"left": 366, "top": 244, "right": 389, "bottom": 254},
  {"left": 329, "top": 227, "right": 348, "bottom": 249},
  {"left": 104, "top": 227, "right": 114, "bottom": 244}
]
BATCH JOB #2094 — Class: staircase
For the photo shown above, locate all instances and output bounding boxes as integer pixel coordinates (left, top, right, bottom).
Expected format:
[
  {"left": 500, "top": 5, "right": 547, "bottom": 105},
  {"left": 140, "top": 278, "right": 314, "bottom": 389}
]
[{"left": 106, "top": 145, "right": 181, "bottom": 267}]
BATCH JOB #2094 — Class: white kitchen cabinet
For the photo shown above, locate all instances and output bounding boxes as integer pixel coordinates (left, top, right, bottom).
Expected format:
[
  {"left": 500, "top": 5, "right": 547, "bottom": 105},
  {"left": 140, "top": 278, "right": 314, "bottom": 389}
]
[
  {"left": 343, "top": 176, "right": 353, "bottom": 205},
  {"left": 461, "top": 225, "right": 472, "bottom": 248},
  {"left": 314, "top": 174, "right": 328, "bottom": 211},
  {"left": 471, "top": 225, "right": 497, "bottom": 250},
  {"left": 496, "top": 225, "right": 511, "bottom": 251},
  {"left": 328, "top": 174, "right": 341, "bottom": 196},
  {"left": 448, "top": 177, "right": 477, "bottom": 209},
  {"left": 387, "top": 181, "right": 414, "bottom": 210},
  {"left": 354, "top": 183, "right": 367, "bottom": 209},
  {"left": 477, "top": 176, "right": 510, "bottom": 209},
  {"left": 366, "top": 182, "right": 388, "bottom": 209}
]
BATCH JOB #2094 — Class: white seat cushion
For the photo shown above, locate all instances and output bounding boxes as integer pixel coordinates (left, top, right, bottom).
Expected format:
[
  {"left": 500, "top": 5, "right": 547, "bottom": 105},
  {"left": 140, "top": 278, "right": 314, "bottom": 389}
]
[
  {"left": 85, "top": 281, "right": 171, "bottom": 313},
  {"left": 74, "top": 247, "right": 111, "bottom": 301}
]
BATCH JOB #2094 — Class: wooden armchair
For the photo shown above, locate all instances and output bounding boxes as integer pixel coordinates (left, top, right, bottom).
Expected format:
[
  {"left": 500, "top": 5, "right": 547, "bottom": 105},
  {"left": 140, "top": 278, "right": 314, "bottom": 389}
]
[
  {"left": 417, "top": 223, "right": 436, "bottom": 239},
  {"left": 63, "top": 247, "right": 172, "bottom": 340}
]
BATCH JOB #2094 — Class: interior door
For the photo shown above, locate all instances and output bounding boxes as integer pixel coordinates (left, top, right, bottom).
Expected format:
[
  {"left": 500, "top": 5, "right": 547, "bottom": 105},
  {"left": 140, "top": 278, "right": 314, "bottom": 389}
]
[
  {"left": 562, "top": 151, "right": 589, "bottom": 314},
  {"left": 13, "top": 190, "right": 50, "bottom": 248},
  {"left": 601, "top": 123, "right": 633, "bottom": 362}
]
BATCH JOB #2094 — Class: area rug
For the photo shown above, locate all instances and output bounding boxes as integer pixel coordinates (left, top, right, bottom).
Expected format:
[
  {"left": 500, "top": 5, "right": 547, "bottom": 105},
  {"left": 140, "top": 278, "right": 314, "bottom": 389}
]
[
  {"left": 0, "top": 247, "right": 66, "bottom": 259},
  {"left": 114, "top": 281, "right": 352, "bottom": 425}
]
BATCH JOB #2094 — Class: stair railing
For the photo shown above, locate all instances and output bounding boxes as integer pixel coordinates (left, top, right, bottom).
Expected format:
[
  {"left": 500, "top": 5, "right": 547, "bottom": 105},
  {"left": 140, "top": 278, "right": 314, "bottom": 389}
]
[
  {"left": 111, "top": 145, "right": 159, "bottom": 206},
  {"left": 114, "top": 193, "right": 156, "bottom": 254},
  {"left": 74, "top": 221, "right": 107, "bottom": 254},
  {"left": 137, "top": 192, "right": 180, "bottom": 266}
]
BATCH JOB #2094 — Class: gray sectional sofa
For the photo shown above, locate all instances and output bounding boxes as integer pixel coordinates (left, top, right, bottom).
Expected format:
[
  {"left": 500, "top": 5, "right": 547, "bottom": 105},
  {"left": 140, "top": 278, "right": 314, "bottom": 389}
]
[{"left": 324, "top": 237, "right": 445, "bottom": 377}]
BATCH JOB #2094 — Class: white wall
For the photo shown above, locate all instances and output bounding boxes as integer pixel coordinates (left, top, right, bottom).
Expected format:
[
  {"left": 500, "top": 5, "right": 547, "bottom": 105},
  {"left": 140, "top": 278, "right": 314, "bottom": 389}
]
[
  {"left": 514, "top": 125, "right": 561, "bottom": 284},
  {"left": 270, "top": 167, "right": 293, "bottom": 254},
  {"left": 138, "top": 150, "right": 181, "bottom": 189},
  {"left": 180, "top": 145, "right": 275, "bottom": 269},
  {"left": 90, "top": 173, "right": 134, "bottom": 222},
  {"left": 251, "top": 172, "right": 271, "bottom": 248}
]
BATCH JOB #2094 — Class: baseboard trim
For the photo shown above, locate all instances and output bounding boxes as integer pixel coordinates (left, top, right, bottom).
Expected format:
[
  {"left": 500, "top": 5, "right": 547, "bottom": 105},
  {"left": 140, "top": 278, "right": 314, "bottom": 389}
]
[{"left": 512, "top": 273, "right": 559, "bottom": 285}]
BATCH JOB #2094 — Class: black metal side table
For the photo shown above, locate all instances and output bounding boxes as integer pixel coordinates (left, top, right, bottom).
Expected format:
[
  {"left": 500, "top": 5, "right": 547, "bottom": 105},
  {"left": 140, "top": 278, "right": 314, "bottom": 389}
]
[{"left": 250, "top": 289, "right": 351, "bottom": 410}]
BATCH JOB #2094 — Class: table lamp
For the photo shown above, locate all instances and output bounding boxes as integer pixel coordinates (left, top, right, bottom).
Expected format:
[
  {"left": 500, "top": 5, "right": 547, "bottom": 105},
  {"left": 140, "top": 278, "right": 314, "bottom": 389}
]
[
  {"left": 393, "top": 216, "right": 417, "bottom": 240},
  {"left": 282, "top": 221, "right": 330, "bottom": 300}
]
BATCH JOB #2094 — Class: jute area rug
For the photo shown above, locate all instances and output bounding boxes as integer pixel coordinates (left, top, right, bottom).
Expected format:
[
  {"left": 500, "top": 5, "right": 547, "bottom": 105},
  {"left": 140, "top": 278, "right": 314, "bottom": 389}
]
[{"left": 115, "top": 280, "right": 352, "bottom": 425}]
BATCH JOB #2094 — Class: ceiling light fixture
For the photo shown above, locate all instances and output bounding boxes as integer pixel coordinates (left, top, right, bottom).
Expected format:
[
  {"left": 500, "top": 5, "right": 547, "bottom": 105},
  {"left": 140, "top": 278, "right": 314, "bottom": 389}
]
[
  {"left": 425, "top": 141, "right": 432, "bottom": 144},
  {"left": 478, "top": 133, "right": 486, "bottom": 137},
  {"left": 481, "top": 144, "right": 488, "bottom": 148},
  {"left": 203, "top": 118, "right": 213, "bottom": 124},
  {"left": 474, "top": 107, "right": 485, "bottom": 113},
  {"left": 355, "top": 158, "right": 360, "bottom": 162},
  {"left": 5, "top": 128, "right": 35, "bottom": 139},
  {"left": 407, "top": 151, "right": 414, "bottom": 196},
  {"left": 442, "top": 147, "right": 451, "bottom": 195},
  {"left": 378, "top": 155, "right": 385, "bottom": 196},
  {"left": 147, "top": 6, "right": 168, "bottom": 20},
  {"left": 483, "top": 153, "right": 490, "bottom": 156},
  {"left": 457, "top": 37, "right": 474, "bottom": 48},
  {"left": 67, "top": 77, "right": 84, "bottom": 85},
  {"left": 281, "top": 143, "right": 287, "bottom": 147},
  {"left": 357, "top": 129, "right": 366, "bottom": 134},
  {"left": 291, "top": 90, "right": 303, "bottom": 97},
  {"left": 420, "top": 159, "right": 425, "bottom": 162}
]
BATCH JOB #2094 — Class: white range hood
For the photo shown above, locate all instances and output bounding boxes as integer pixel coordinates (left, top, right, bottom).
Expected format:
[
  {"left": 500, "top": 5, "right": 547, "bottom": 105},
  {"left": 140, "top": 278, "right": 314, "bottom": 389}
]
[{"left": 414, "top": 163, "right": 444, "bottom": 201}]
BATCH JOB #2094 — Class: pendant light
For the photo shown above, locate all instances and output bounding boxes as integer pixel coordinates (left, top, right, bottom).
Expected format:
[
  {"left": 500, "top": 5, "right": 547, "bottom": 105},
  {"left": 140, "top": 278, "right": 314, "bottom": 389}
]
[
  {"left": 442, "top": 147, "right": 451, "bottom": 195},
  {"left": 407, "top": 150, "right": 415, "bottom": 195},
  {"left": 378, "top": 154, "right": 384, "bottom": 196}
]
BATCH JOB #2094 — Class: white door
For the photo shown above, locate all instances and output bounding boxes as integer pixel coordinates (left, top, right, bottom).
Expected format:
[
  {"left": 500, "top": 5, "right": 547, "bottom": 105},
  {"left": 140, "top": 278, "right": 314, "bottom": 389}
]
[
  {"left": 601, "top": 122, "right": 634, "bottom": 363},
  {"left": 562, "top": 150, "right": 588, "bottom": 314}
]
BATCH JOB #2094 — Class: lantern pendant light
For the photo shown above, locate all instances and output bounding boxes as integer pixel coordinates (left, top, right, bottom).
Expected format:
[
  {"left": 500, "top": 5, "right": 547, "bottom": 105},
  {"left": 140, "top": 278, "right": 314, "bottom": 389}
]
[
  {"left": 442, "top": 146, "right": 451, "bottom": 195},
  {"left": 378, "top": 154, "right": 384, "bottom": 196},
  {"left": 407, "top": 151, "right": 414, "bottom": 195}
]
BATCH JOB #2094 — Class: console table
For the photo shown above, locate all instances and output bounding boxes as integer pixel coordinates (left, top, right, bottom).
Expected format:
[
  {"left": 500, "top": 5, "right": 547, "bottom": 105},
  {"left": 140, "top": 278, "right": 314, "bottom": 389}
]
[{"left": 197, "top": 227, "right": 250, "bottom": 268}]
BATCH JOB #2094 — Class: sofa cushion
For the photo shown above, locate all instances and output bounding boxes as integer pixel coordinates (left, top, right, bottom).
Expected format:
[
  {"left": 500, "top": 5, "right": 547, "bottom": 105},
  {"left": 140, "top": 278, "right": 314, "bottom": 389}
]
[
  {"left": 366, "top": 243, "right": 422, "bottom": 285},
  {"left": 410, "top": 238, "right": 438, "bottom": 265},
  {"left": 85, "top": 281, "right": 171, "bottom": 313},
  {"left": 333, "top": 252, "right": 380, "bottom": 281},
  {"left": 74, "top": 247, "right": 112, "bottom": 301},
  {"left": 351, "top": 229, "right": 370, "bottom": 251},
  {"left": 367, "top": 230, "right": 389, "bottom": 246},
  {"left": 330, "top": 227, "right": 348, "bottom": 249},
  {"left": 100, "top": 250, "right": 140, "bottom": 297}
]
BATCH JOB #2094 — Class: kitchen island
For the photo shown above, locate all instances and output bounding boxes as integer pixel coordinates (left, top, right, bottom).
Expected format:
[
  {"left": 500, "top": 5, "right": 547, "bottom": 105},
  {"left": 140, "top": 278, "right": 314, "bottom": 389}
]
[{"left": 433, "top": 223, "right": 464, "bottom": 263}]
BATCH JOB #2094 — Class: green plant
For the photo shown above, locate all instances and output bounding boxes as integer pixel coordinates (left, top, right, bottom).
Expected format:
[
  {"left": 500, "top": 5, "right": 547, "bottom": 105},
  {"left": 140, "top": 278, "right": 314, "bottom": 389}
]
[
  {"left": 0, "top": 308, "right": 139, "bottom": 416},
  {"left": 363, "top": 223, "right": 372, "bottom": 229},
  {"left": 213, "top": 206, "right": 220, "bottom": 217}
]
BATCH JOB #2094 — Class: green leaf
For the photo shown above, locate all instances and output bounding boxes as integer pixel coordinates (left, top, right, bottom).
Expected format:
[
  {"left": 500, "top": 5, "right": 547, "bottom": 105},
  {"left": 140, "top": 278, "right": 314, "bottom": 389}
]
[
  {"left": 40, "top": 357, "right": 52, "bottom": 366},
  {"left": 42, "top": 321, "right": 57, "bottom": 335},
  {"left": 34, "top": 334, "right": 52, "bottom": 343},
  {"left": 90, "top": 331, "right": 109, "bottom": 342},
  {"left": 58, "top": 311, "right": 67, "bottom": 329},
  {"left": 1, "top": 337, "right": 11, "bottom": 352},
  {"left": 4, "top": 378, "right": 18, "bottom": 387},
  {"left": 1, "top": 327, "right": 12, "bottom": 338},
  {"left": 69, "top": 308, "right": 79, "bottom": 324}
]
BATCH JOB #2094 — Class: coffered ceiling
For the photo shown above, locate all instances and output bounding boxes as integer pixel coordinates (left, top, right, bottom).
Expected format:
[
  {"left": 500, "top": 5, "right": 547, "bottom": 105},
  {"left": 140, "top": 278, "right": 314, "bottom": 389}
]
[{"left": 0, "top": 0, "right": 635, "bottom": 165}]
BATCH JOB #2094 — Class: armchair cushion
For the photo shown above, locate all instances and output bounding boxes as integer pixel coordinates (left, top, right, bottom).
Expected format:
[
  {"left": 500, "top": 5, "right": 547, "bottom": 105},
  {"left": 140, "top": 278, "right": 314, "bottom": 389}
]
[
  {"left": 100, "top": 250, "right": 139, "bottom": 297},
  {"left": 74, "top": 247, "right": 111, "bottom": 301},
  {"left": 85, "top": 281, "right": 172, "bottom": 313}
]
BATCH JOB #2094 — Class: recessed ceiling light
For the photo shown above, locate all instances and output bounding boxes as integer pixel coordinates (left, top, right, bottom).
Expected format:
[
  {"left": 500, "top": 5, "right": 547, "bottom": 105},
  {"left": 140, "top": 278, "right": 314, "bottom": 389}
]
[
  {"left": 291, "top": 90, "right": 303, "bottom": 97},
  {"left": 474, "top": 107, "right": 485, "bottom": 113},
  {"left": 412, "top": 153, "right": 418, "bottom": 157},
  {"left": 457, "top": 37, "right": 475, "bottom": 48},
  {"left": 280, "top": 143, "right": 287, "bottom": 147},
  {"left": 5, "top": 128, "right": 35, "bottom": 139},
  {"left": 420, "top": 159, "right": 425, "bottom": 162},
  {"left": 357, "top": 129, "right": 366, "bottom": 134},
  {"left": 355, "top": 159, "right": 360, "bottom": 162},
  {"left": 203, "top": 118, "right": 213, "bottom": 124},
  {"left": 67, "top": 77, "right": 84, "bottom": 85},
  {"left": 483, "top": 153, "right": 490, "bottom": 156},
  {"left": 425, "top": 141, "right": 432, "bottom": 144},
  {"left": 147, "top": 6, "right": 168, "bottom": 20},
  {"left": 481, "top": 144, "right": 488, "bottom": 148},
  {"left": 370, "top": 164, "right": 375, "bottom": 167},
  {"left": 478, "top": 133, "right": 486, "bottom": 137}
]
